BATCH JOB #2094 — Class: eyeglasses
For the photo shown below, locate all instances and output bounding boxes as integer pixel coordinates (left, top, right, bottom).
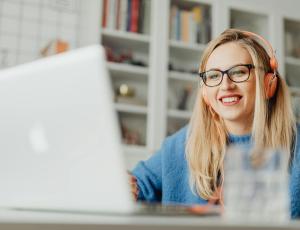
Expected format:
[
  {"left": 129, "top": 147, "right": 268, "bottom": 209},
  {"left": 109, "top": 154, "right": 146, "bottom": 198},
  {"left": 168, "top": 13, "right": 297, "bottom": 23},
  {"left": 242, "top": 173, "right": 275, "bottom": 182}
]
[{"left": 199, "top": 64, "right": 255, "bottom": 87}]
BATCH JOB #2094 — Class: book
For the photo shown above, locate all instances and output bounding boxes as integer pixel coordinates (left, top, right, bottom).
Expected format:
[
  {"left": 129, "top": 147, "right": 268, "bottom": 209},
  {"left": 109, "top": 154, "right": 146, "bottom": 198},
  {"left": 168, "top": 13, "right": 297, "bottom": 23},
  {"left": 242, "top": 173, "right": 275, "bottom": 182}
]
[
  {"left": 138, "top": 0, "right": 145, "bottom": 33},
  {"left": 120, "top": 0, "right": 128, "bottom": 31},
  {"left": 130, "top": 0, "right": 140, "bottom": 32},
  {"left": 189, "top": 12, "right": 196, "bottom": 44},
  {"left": 102, "top": 0, "right": 108, "bottom": 28},
  {"left": 107, "top": 0, "right": 116, "bottom": 30},
  {"left": 170, "top": 5, "right": 178, "bottom": 40},
  {"left": 142, "top": 0, "right": 151, "bottom": 34},
  {"left": 116, "top": 0, "right": 121, "bottom": 30},
  {"left": 192, "top": 6, "right": 203, "bottom": 44},
  {"left": 181, "top": 10, "right": 190, "bottom": 43},
  {"left": 176, "top": 8, "right": 181, "bottom": 40}
]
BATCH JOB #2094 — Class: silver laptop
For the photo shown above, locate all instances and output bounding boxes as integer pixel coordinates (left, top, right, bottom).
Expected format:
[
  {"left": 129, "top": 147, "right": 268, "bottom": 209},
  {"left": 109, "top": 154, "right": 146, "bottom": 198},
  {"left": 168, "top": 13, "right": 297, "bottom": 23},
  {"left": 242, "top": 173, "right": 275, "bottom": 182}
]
[
  {"left": 0, "top": 45, "right": 136, "bottom": 214},
  {"left": 0, "top": 45, "right": 220, "bottom": 216}
]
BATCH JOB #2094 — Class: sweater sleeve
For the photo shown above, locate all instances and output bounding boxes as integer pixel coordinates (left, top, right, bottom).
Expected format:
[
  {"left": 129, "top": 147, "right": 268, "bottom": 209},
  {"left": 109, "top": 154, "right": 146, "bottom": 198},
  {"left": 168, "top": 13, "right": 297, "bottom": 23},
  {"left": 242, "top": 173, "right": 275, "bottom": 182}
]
[{"left": 130, "top": 139, "right": 170, "bottom": 202}]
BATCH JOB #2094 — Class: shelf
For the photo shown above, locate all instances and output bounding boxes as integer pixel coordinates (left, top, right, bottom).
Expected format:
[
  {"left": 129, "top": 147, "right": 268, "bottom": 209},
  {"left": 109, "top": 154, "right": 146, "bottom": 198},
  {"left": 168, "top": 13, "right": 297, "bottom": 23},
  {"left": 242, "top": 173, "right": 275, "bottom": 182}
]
[
  {"left": 167, "top": 109, "right": 192, "bottom": 119},
  {"left": 107, "top": 62, "right": 149, "bottom": 77},
  {"left": 102, "top": 29, "right": 150, "bottom": 43},
  {"left": 169, "top": 71, "right": 198, "bottom": 82},
  {"left": 101, "top": 29, "right": 150, "bottom": 53},
  {"left": 115, "top": 103, "right": 148, "bottom": 115},
  {"left": 171, "top": 0, "right": 212, "bottom": 6},
  {"left": 285, "top": 56, "right": 300, "bottom": 67},
  {"left": 169, "top": 39, "right": 206, "bottom": 52},
  {"left": 289, "top": 87, "right": 300, "bottom": 96}
]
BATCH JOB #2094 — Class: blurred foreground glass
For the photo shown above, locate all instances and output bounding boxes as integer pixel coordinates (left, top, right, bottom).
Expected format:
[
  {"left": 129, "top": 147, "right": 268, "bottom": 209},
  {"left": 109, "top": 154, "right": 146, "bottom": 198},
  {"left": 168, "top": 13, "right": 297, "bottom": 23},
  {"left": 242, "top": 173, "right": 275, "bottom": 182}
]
[{"left": 224, "top": 146, "right": 290, "bottom": 222}]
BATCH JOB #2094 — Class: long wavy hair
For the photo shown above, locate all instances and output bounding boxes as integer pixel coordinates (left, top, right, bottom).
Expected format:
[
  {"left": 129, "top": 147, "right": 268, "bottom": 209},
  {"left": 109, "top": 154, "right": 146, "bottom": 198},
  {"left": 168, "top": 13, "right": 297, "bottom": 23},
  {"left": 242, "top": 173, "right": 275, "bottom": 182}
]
[{"left": 186, "top": 29, "right": 296, "bottom": 200}]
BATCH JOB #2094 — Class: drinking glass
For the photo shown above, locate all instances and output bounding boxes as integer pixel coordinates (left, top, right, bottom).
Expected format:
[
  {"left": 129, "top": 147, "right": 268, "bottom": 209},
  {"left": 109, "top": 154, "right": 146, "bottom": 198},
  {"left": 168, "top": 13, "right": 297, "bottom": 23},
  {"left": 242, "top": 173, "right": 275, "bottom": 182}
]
[{"left": 224, "top": 145, "right": 290, "bottom": 222}]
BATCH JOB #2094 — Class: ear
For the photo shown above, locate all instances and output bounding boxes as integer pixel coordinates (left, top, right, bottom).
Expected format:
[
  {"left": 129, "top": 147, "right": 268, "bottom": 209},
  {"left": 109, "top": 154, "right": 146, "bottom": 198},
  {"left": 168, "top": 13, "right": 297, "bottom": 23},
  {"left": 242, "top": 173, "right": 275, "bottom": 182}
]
[{"left": 202, "top": 87, "right": 210, "bottom": 106}]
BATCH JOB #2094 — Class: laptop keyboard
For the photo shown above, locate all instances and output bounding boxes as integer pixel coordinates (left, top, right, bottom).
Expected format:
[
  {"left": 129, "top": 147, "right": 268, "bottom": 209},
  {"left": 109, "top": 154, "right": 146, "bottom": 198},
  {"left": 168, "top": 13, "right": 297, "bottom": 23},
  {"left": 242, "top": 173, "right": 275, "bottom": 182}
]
[{"left": 135, "top": 202, "right": 221, "bottom": 216}]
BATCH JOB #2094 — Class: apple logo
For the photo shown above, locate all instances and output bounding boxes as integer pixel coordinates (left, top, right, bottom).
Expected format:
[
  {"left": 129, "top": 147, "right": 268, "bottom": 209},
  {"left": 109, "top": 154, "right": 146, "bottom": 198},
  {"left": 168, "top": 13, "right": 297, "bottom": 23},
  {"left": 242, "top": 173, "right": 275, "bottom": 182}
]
[{"left": 29, "top": 122, "right": 49, "bottom": 154}]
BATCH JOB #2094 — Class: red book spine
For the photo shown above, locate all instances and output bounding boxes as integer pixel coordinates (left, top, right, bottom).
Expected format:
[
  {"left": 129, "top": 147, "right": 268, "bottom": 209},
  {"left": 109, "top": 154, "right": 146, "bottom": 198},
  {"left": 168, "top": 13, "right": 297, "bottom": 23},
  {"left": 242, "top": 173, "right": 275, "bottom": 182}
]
[
  {"left": 102, "top": 0, "right": 107, "bottom": 28},
  {"left": 130, "top": 0, "right": 140, "bottom": 32}
]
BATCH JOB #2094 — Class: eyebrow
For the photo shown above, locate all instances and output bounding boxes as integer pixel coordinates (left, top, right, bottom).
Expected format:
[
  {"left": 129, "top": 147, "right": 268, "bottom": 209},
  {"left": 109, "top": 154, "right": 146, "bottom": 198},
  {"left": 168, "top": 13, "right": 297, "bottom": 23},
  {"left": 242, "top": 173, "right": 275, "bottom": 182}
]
[{"left": 206, "top": 63, "right": 248, "bottom": 72}]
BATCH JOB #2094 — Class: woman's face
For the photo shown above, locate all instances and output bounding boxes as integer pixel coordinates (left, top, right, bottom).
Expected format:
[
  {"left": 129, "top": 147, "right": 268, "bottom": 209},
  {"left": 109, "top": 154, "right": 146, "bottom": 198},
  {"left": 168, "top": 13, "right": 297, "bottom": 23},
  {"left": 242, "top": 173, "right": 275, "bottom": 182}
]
[{"left": 204, "top": 42, "right": 256, "bottom": 130}]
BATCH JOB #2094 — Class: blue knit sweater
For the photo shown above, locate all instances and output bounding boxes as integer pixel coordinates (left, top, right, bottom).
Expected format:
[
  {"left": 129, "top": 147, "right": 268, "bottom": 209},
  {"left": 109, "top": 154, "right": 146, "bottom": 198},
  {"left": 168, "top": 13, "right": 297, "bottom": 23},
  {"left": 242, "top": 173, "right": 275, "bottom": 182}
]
[{"left": 132, "top": 126, "right": 300, "bottom": 219}]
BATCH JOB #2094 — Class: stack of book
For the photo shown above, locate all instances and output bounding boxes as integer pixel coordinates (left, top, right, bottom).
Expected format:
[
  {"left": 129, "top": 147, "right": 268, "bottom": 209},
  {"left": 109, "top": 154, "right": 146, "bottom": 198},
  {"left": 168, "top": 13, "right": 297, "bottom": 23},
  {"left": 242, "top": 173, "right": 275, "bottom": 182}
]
[
  {"left": 102, "top": 0, "right": 151, "bottom": 34},
  {"left": 169, "top": 4, "right": 211, "bottom": 44}
]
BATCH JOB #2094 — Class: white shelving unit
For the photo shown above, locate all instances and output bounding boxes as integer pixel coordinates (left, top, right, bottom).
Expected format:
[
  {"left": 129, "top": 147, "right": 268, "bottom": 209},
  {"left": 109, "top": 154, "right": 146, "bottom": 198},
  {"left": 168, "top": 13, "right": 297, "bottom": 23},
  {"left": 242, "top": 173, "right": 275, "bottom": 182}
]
[
  {"left": 99, "top": 0, "right": 156, "bottom": 167},
  {"left": 97, "top": 0, "right": 300, "bottom": 168},
  {"left": 2, "top": 0, "right": 300, "bottom": 169},
  {"left": 163, "top": 0, "right": 212, "bottom": 136},
  {"left": 283, "top": 17, "right": 300, "bottom": 122}
]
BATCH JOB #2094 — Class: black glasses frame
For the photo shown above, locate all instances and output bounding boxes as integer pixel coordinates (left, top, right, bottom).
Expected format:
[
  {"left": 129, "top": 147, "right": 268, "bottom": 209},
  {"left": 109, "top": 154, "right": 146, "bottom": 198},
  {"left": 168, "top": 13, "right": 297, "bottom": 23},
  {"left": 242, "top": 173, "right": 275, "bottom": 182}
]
[{"left": 198, "top": 64, "right": 255, "bottom": 87}]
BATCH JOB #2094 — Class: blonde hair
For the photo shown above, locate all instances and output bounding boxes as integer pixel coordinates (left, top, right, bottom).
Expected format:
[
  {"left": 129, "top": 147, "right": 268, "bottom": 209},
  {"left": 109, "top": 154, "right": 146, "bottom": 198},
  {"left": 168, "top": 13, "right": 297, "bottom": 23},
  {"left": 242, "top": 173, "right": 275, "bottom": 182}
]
[{"left": 186, "top": 29, "right": 296, "bottom": 200}]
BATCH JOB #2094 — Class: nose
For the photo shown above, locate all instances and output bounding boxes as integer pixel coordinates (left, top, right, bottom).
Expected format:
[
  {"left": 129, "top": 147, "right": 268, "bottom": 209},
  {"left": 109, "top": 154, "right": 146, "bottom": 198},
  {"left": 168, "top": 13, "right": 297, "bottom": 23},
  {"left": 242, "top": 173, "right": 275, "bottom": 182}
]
[{"left": 220, "top": 74, "right": 236, "bottom": 90}]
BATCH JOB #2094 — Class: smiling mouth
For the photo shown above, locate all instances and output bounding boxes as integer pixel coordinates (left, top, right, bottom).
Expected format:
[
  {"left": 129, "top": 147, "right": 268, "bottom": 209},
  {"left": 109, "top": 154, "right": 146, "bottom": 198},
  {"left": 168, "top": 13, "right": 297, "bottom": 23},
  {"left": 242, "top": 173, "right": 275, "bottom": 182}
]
[{"left": 220, "top": 96, "right": 242, "bottom": 105}]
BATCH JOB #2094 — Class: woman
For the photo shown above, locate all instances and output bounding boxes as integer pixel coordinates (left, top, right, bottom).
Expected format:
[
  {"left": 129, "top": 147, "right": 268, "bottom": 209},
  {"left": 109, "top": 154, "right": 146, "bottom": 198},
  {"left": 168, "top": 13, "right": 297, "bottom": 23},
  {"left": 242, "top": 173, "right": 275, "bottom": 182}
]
[{"left": 130, "top": 29, "right": 300, "bottom": 218}]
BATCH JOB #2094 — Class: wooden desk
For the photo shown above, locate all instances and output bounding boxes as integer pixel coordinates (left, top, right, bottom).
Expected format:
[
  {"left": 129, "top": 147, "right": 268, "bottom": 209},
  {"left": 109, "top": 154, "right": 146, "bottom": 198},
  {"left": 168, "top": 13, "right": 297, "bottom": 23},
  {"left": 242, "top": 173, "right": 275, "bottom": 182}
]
[{"left": 0, "top": 208, "right": 300, "bottom": 230}]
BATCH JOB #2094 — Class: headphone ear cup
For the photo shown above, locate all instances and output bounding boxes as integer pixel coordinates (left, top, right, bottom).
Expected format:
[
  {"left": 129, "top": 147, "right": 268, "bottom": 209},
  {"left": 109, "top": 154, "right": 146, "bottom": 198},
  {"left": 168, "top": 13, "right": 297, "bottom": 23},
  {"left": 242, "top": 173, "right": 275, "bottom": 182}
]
[
  {"left": 264, "top": 73, "right": 278, "bottom": 99},
  {"left": 270, "top": 57, "right": 278, "bottom": 70},
  {"left": 202, "top": 88, "right": 210, "bottom": 106}
]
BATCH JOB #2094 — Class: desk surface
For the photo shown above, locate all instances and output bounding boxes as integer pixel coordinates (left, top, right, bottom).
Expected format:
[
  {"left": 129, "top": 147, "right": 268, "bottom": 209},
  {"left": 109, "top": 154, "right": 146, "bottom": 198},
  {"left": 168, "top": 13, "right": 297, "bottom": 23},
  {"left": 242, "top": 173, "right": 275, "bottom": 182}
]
[{"left": 0, "top": 208, "right": 300, "bottom": 230}]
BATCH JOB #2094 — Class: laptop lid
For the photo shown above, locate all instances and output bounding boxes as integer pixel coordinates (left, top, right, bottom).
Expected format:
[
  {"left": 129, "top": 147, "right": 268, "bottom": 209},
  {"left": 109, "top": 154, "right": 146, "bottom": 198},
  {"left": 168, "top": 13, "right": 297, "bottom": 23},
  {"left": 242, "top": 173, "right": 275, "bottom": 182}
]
[{"left": 0, "top": 45, "right": 135, "bottom": 214}]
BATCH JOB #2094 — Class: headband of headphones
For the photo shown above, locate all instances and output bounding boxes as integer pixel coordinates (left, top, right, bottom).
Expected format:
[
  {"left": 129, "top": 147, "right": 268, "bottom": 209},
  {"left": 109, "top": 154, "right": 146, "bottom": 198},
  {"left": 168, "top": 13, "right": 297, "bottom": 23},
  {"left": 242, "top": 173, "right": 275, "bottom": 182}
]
[{"left": 242, "top": 31, "right": 278, "bottom": 73}]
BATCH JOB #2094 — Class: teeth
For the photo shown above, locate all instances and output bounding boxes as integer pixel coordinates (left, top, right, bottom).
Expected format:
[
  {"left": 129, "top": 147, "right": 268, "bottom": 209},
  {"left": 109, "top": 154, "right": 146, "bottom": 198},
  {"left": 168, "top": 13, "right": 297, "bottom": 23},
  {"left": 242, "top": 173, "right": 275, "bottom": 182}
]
[{"left": 222, "top": 97, "right": 239, "bottom": 103}]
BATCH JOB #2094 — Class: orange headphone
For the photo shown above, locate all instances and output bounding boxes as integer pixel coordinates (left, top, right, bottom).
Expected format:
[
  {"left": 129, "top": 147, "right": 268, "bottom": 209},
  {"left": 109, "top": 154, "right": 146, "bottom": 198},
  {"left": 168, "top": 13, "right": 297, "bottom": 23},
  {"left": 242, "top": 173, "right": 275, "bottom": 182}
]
[{"left": 202, "top": 30, "right": 278, "bottom": 106}]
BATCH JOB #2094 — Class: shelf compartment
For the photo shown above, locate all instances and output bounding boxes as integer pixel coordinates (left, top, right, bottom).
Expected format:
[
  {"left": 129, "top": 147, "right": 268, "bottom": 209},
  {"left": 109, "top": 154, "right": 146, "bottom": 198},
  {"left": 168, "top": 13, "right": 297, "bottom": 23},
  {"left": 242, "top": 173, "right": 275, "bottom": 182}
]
[
  {"left": 107, "top": 62, "right": 149, "bottom": 77},
  {"left": 230, "top": 9, "right": 269, "bottom": 39},
  {"left": 169, "top": 0, "right": 212, "bottom": 44},
  {"left": 102, "top": 29, "right": 150, "bottom": 53},
  {"left": 285, "top": 62, "right": 300, "bottom": 88},
  {"left": 102, "top": 29, "right": 150, "bottom": 43},
  {"left": 168, "top": 70, "right": 198, "bottom": 82},
  {"left": 284, "top": 19, "right": 300, "bottom": 58},
  {"left": 112, "top": 74, "right": 148, "bottom": 106},
  {"left": 168, "top": 47, "right": 202, "bottom": 74},
  {"left": 168, "top": 78, "right": 197, "bottom": 111},
  {"left": 115, "top": 103, "right": 148, "bottom": 115},
  {"left": 290, "top": 87, "right": 300, "bottom": 97},
  {"left": 117, "top": 112, "right": 147, "bottom": 147},
  {"left": 285, "top": 56, "right": 300, "bottom": 67}
]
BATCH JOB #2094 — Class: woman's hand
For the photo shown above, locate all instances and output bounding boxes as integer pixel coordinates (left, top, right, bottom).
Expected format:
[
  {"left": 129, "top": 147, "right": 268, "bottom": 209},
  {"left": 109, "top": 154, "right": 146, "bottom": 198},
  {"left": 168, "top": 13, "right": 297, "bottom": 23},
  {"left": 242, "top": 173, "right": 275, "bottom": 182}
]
[{"left": 128, "top": 172, "right": 139, "bottom": 201}]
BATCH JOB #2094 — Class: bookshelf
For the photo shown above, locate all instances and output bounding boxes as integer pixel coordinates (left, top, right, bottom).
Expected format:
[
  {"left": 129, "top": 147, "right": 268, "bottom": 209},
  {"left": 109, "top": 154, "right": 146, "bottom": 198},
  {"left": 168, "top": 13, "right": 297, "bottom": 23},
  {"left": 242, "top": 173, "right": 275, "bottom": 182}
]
[
  {"left": 284, "top": 19, "right": 300, "bottom": 88},
  {"left": 223, "top": 0, "right": 300, "bottom": 124},
  {"left": 164, "top": 0, "right": 212, "bottom": 136},
  {"left": 230, "top": 9, "right": 269, "bottom": 39},
  {"left": 98, "top": 0, "right": 300, "bottom": 168},
  {"left": 99, "top": 0, "right": 153, "bottom": 158},
  {"left": 284, "top": 18, "right": 300, "bottom": 122},
  {"left": 2, "top": 0, "right": 300, "bottom": 168}
]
